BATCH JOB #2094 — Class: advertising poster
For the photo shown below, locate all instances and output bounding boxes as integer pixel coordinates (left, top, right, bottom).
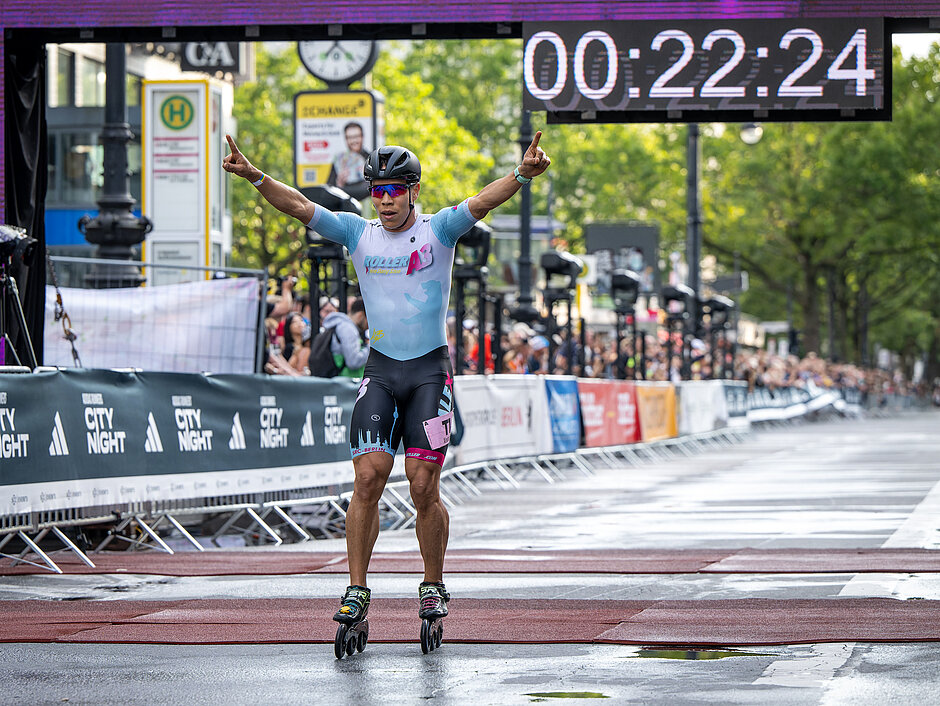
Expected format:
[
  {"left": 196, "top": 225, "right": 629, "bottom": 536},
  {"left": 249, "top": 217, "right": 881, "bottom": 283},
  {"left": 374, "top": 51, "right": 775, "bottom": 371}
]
[
  {"left": 544, "top": 376, "right": 582, "bottom": 453},
  {"left": 577, "top": 379, "right": 639, "bottom": 447},
  {"left": 294, "top": 91, "right": 383, "bottom": 198},
  {"left": 635, "top": 382, "right": 678, "bottom": 442}
]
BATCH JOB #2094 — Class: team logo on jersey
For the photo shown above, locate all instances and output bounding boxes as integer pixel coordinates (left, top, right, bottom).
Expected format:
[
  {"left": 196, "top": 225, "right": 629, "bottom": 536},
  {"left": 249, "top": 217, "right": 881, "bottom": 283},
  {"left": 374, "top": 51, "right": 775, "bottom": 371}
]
[
  {"left": 363, "top": 244, "right": 432, "bottom": 275},
  {"left": 406, "top": 243, "right": 433, "bottom": 274}
]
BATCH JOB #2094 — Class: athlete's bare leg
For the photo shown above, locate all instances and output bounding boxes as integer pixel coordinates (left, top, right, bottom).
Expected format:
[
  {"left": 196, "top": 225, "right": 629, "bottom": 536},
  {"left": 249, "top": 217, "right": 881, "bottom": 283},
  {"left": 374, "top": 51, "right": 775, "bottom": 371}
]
[
  {"left": 405, "top": 458, "right": 449, "bottom": 583},
  {"left": 346, "top": 451, "right": 395, "bottom": 587}
]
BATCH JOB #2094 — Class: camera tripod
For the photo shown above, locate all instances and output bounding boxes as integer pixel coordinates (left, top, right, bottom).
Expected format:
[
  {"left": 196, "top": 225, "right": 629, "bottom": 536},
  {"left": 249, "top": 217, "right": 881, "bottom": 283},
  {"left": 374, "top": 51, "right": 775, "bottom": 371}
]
[{"left": 0, "top": 263, "right": 38, "bottom": 369}]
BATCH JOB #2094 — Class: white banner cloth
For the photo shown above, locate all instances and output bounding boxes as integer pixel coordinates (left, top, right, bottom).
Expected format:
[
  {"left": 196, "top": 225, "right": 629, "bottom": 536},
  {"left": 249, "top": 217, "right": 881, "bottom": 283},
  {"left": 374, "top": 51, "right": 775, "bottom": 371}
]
[
  {"left": 44, "top": 278, "right": 260, "bottom": 373},
  {"left": 677, "top": 380, "right": 729, "bottom": 435},
  {"left": 452, "top": 375, "right": 553, "bottom": 466}
]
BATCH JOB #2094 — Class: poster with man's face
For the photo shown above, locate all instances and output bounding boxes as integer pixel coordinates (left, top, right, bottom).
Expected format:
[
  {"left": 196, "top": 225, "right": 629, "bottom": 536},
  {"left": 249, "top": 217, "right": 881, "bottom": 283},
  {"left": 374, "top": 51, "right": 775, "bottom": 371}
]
[{"left": 294, "top": 91, "right": 385, "bottom": 195}]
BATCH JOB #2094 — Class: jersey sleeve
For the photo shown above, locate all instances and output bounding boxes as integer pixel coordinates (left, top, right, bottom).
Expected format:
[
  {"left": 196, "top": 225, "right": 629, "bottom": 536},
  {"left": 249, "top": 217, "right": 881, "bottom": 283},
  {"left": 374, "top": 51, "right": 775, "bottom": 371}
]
[
  {"left": 429, "top": 199, "right": 479, "bottom": 249},
  {"left": 306, "top": 209, "right": 368, "bottom": 253}
]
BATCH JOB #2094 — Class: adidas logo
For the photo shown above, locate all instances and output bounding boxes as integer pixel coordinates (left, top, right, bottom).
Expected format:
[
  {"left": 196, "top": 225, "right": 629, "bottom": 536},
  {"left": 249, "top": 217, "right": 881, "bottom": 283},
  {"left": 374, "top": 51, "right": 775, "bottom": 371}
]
[
  {"left": 49, "top": 412, "right": 69, "bottom": 456},
  {"left": 229, "top": 412, "right": 246, "bottom": 450},
  {"left": 145, "top": 412, "right": 164, "bottom": 453},
  {"left": 301, "top": 410, "right": 316, "bottom": 447}
]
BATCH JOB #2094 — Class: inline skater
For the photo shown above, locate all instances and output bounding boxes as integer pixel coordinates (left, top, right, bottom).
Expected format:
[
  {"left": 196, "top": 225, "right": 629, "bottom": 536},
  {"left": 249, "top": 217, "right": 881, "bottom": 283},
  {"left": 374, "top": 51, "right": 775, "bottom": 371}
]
[{"left": 223, "top": 132, "right": 550, "bottom": 654}]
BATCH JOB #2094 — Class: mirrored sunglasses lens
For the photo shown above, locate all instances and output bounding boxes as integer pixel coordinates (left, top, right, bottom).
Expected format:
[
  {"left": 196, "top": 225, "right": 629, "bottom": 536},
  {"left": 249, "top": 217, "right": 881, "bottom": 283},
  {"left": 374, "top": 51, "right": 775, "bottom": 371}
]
[{"left": 371, "top": 184, "right": 408, "bottom": 197}]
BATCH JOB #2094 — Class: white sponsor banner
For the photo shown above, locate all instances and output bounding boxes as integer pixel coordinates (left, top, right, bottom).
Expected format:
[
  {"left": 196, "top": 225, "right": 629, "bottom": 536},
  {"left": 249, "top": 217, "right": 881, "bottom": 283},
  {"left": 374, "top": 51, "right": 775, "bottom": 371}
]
[
  {"left": 452, "top": 375, "right": 553, "bottom": 466},
  {"left": 677, "top": 380, "right": 729, "bottom": 435},
  {"left": 43, "top": 277, "right": 259, "bottom": 373},
  {"left": 0, "top": 461, "right": 355, "bottom": 518}
]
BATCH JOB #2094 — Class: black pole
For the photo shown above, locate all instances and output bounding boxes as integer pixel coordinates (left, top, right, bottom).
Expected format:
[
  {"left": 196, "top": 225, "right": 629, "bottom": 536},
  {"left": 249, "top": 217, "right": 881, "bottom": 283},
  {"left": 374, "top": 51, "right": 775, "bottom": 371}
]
[
  {"left": 513, "top": 110, "right": 539, "bottom": 324},
  {"left": 477, "top": 279, "right": 486, "bottom": 374},
  {"left": 631, "top": 312, "right": 639, "bottom": 381},
  {"left": 639, "top": 324, "right": 646, "bottom": 381},
  {"left": 565, "top": 300, "right": 573, "bottom": 376},
  {"left": 80, "top": 44, "right": 151, "bottom": 288},
  {"left": 614, "top": 312, "right": 624, "bottom": 379},
  {"left": 686, "top": 124, "right": 702, "bottom": 330},
  {"left": 493, "top": 293, "right": 504, "bottom": 373},
  {"left": 454, "top": 277, "right": 466, "bottom": 374}
]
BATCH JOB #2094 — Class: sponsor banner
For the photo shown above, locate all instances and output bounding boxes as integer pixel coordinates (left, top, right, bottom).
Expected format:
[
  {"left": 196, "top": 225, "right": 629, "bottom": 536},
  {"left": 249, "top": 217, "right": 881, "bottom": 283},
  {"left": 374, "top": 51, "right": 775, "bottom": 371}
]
[
  {"left": 1, "top": 461, "right": 355, "bottom": 518},
  {"left": 677, "top": 380, "right": 729, "bottom": 435},
  {"left": 723, "top": 380, "right": 749, "bottom": 418},
  {"left": 43, "top": 278, "right": 260, "bottom": 374},
  {"left": 0, "top": 369, "right": 358, "bottom": 516},
  {"left": 544, "top": 376, "right": 582, "bottom": 453},
  {"left": 451, "top": 375, "right": 553, "bottom": 466},
  {"left": 746, "top": 384, "right": 809, "bottom": 421},
  {"left": 635, "top": 382, "right": 678, "bottom": 442},
  {"left": 577, "top": 379, "right": 639, "bottom": 448}
]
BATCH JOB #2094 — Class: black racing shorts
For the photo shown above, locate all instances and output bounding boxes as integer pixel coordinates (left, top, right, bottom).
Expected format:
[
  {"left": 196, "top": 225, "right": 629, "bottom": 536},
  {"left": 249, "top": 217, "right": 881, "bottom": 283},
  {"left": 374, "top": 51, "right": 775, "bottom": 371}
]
[{"left": 349, "top": 346, "right": 455, "bottom": 466}]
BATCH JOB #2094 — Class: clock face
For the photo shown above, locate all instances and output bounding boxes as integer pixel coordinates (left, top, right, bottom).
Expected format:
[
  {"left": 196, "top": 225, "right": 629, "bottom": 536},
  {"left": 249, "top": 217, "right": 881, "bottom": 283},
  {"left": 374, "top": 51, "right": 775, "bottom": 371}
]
[{"left": 298, "top": 40, "right": 378, "bottom": 85}]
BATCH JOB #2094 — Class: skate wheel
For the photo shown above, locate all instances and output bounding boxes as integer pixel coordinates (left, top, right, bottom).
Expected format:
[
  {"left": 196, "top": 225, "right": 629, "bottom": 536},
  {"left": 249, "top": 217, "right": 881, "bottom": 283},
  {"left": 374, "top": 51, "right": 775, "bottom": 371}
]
[
  {"left": 357, "top": 630, "right": 367, "bottom": 653},
  {"left": 435, "top": 622, "right": 443, "bottom": 648},
  {"left": 420, "top": 618, "right": 432, "bottom": 654},
  {"left": 334, "top": 624, "right": 348, "bottom": 660}
]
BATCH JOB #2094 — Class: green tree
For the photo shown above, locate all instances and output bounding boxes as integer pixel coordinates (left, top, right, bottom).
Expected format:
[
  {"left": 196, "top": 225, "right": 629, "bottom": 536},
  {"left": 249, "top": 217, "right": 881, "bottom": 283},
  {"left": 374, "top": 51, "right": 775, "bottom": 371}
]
[
  {"left": 228, "top": 45, "right": 315, "bottom": 276},
  {"left": 230, "top": 45, "right": 493, "bottom": 274},
  {"left": 372, "top": 53, "right": 494, "bottom": 211},
  {"left": 703, "top": 47, "right": 940, "bottom": 370}
]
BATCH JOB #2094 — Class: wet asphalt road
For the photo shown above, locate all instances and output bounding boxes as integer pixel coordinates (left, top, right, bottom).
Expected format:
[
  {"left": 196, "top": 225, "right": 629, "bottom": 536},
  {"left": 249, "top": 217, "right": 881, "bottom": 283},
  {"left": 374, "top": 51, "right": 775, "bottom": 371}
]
[{"left": 2, "top": 411, "right": 939, "bottom": 705}]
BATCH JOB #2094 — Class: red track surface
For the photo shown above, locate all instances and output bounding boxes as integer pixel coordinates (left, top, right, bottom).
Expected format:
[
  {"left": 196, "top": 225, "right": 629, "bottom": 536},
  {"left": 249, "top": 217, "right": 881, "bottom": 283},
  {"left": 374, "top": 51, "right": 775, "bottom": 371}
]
[
  {"left": 4, "top": 547, "right": 940, "bottom": 576},
  {"left": 3, "top": 597, "right": 940, "bottom": 646}
]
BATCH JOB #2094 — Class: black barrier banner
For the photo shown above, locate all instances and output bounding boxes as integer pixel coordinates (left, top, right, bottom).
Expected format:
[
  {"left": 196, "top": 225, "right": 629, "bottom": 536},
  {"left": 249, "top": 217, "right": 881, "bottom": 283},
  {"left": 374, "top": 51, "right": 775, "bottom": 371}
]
[
  {"left": 722, "top": 381, "right": 749, "bottom": 418},
  {"left": 748, "top": 385, "right": 809, "bottom": 410},
  {"left": 1, "top": 369, "right": 358, "bottom": 515}
]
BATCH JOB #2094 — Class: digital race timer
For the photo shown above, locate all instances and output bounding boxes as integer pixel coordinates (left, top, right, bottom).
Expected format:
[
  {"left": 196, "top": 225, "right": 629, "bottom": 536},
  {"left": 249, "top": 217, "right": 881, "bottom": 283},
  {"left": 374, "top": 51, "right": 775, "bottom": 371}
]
[{"left": 522, "top": 18, "right": 888, "bottom": 123}]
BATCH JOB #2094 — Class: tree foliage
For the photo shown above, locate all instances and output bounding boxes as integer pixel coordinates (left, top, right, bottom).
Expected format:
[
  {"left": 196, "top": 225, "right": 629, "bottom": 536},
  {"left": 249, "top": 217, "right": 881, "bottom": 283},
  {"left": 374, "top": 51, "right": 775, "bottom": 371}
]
[
  {"left": 228, "top": 46, "right": 314, "bottom": 275},
  {"left": 229, "top": 41, "right": 940, "bottom": 375}
]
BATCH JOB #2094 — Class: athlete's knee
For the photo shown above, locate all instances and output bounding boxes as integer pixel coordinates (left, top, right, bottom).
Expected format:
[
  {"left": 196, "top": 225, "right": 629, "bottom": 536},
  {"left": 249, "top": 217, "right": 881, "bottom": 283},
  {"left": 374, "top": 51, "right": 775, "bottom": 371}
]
[
  {"left": 352, "top": 454, "right": 393, "bottom": 504},
  {"left": 407, "top": 464, "right": 442, "bottom": 511}
]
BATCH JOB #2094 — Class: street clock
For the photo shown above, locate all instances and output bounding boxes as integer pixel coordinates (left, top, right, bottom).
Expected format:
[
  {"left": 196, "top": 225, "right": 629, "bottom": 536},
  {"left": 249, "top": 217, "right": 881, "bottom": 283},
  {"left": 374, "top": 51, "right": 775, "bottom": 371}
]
[{"left": 298, "top": 40, "right": 379, "bottom": 86}]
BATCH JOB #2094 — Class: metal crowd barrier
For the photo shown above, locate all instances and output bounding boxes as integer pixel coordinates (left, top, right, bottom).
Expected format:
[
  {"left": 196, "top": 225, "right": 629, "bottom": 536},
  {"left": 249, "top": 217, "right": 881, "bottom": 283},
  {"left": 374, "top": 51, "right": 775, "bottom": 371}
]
[{"left": 0, "top": 425, "right": 749, "bottom": 573}]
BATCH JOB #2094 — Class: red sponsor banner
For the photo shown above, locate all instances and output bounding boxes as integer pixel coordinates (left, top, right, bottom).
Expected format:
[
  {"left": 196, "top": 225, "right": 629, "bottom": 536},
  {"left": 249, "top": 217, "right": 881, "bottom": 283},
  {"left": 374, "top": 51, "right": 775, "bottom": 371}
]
[{"left": 577, "top": 379, "right": 639, "bottom": 447}]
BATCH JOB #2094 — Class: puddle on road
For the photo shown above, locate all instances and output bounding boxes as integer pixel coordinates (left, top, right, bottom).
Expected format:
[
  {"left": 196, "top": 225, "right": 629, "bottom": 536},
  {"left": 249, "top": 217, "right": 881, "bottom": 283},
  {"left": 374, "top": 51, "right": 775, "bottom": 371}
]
[
  {"left": 627, "top": 647, "right": 775, "bottom": 660},
  {"left": 526, "top": 693, "right": 609, "bottom": 701}
]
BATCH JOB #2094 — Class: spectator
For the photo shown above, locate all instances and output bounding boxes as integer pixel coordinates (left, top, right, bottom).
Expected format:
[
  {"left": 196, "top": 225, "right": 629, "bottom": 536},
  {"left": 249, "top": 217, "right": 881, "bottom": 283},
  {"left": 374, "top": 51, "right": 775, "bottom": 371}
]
[
  {"left": 318, "top": 296, "right": 339, "bottom": 330},
  {"left": 282, "top": 312, "right": 311, "bottom": 375},
  {"left": 528, "top": 335, "right": 551, "bottom": 375},
  {"left": 318, "top": 297, "right": 370, "bottom": 377}
]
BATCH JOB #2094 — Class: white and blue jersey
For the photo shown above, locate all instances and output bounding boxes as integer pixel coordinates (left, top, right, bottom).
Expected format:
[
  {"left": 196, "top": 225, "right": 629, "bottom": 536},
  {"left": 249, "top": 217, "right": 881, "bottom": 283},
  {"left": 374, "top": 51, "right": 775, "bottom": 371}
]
[{"left": 307, "top": 201, "right": 478, "bottom": 361}]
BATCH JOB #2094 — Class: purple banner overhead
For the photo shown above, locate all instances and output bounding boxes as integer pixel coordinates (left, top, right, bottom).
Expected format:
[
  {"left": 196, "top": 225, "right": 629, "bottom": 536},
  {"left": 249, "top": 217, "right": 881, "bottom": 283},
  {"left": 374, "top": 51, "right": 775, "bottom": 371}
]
[{"left": 2, "top": 1, "right": 940, "bottom": 29}]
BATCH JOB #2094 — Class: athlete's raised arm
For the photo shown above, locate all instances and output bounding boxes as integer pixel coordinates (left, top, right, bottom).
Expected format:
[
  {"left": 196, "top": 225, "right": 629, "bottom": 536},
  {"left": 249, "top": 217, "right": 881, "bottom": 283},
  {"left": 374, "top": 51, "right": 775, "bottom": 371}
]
[
  {"left": 222, "top": 134, "right": 318, "bottom": 225},
  {"left": 466, "top": 130, "right": 551, "bottom": 220}
]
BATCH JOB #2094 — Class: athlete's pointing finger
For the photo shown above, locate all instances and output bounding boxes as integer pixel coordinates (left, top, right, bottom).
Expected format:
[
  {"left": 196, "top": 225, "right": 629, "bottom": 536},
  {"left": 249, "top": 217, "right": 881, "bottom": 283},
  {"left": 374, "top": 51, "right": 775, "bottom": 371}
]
[{"left": 527, "top": 130, "right": 542, "bottom": 156}]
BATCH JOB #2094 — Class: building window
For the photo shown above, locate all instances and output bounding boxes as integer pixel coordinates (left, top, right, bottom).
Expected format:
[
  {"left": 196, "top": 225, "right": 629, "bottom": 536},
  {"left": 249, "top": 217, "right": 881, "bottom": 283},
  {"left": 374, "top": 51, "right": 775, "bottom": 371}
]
[
  {"left": 47, "top": 129, "right": 142, "bottom": 207},
  {"left": 78, "top": 57, "right": 105, "bottom": 106},
  {"left": 51, "top": 49, "right": 75, "bottom": 107}
]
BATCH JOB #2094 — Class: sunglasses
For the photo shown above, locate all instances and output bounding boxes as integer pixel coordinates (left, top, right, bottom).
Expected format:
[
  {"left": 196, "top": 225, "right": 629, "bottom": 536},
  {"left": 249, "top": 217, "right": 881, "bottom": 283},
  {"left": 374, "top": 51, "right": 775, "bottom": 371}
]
[{"left": 370, "top": 184, "right": 410, "bottom": 198}]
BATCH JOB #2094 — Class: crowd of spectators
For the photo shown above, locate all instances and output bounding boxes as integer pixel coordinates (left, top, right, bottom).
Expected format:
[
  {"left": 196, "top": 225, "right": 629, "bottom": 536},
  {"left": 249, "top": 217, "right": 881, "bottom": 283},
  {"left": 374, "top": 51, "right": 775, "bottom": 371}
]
[
  {"left": 263, "top": 278, "right": 934, "bottom": 406},
  {"left": 263, "top": 277, "right": 369, "bottom": 378},
  {"left": 449, "top": 317, "right": 935, "bottom": 406}
]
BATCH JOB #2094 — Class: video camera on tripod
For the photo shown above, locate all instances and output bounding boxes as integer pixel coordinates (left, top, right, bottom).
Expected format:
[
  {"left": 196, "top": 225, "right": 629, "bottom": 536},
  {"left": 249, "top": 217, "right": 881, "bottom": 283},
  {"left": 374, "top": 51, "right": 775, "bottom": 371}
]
[{"left": 0, "top": 225, "right": 37, "bottom": 267}]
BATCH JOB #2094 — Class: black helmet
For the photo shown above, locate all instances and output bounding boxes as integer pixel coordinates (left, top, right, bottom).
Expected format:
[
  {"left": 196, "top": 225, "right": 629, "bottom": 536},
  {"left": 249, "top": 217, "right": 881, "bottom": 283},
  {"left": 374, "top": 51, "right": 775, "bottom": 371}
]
[{"left": 363, "top": 146, "right": 421, "bottom": 185}]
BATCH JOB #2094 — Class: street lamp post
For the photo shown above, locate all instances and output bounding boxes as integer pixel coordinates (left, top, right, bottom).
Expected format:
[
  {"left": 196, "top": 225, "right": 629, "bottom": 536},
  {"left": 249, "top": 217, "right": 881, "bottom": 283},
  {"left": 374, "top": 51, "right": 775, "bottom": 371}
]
[
  {"left": 79, "top": 43, "right": 152, "bottom": 288},
  {"left": 685, "top": 123, "right": 703, "bottom": 330},
  {"left": 512, "top": 110, "right": 540, "bottom": 326}
]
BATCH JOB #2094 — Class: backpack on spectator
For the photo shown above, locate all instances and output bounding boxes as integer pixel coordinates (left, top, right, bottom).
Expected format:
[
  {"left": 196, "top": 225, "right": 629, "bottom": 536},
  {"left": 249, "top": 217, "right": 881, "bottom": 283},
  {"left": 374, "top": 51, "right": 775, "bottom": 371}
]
[{"left": 308, "top": 326, "right": 345, "bottom": 378}]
